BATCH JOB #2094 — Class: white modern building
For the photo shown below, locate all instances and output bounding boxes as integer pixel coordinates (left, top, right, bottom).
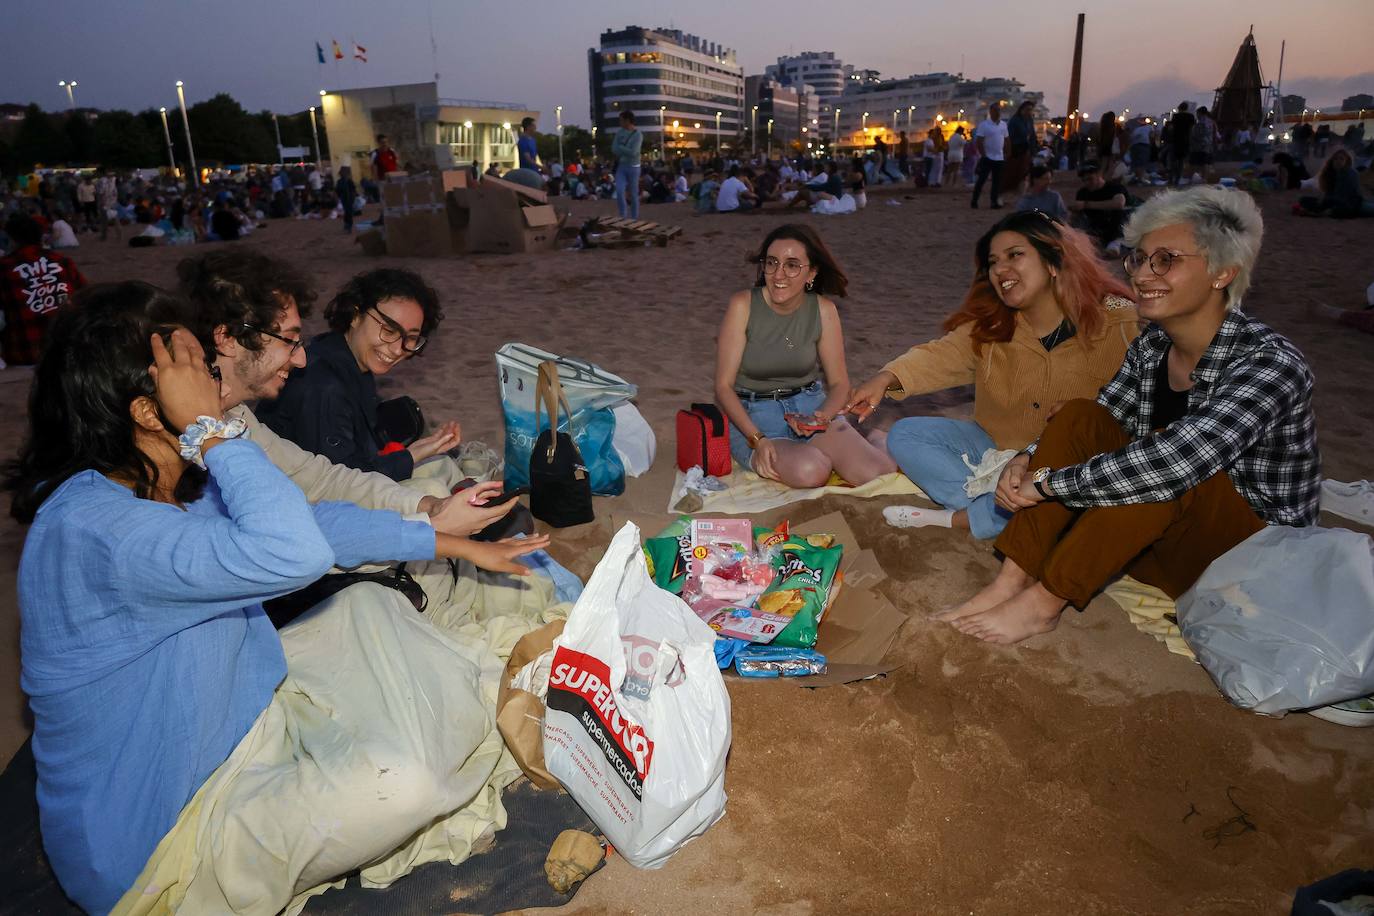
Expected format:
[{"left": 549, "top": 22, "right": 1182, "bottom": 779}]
[
  {"left": 588, "top": 26, "right": 745, "bottom": 156},
  {"left": 831, "top": 72, "right": 1048, "bottom": 149},
  {"left": 764, "top": 51, "right": 852, "bottom": 103}
]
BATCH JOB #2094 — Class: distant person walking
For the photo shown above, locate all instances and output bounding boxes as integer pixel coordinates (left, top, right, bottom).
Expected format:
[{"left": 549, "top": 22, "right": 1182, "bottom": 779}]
[
  {"left": 946, "top": 125, "right": 968, "bottom": 188},
  {"left": 611, "top": 110, "right": 643, "bottom": 219},
  {"left": 1003, "top": 100, "right": 1037, "bottom": 192},
  {"left": 971, "top": 102, "right": 1009, "bottom": 209},
  {"left": 336, "top": 166, "right": 358, "bottom": 233},
  {"left": 1167, "top": 103, "right": 1195, "bottom": 186}
]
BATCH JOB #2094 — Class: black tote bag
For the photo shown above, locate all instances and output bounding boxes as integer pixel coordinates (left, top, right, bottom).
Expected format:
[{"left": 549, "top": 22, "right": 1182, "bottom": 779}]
[{"left": 529, "top": 361, "right": 594, "bottom": 527}]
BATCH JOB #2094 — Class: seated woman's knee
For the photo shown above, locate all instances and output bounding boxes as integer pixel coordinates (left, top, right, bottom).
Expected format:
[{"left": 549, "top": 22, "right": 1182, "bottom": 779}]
[{"left": 786, "top": 448, "right": 834, "bottom": 488}]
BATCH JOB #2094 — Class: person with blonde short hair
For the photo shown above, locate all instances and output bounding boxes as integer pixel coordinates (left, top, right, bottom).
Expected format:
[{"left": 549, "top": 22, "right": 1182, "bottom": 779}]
[{"left": 941, "top": 186, "right": 1321, "bottom": 644}]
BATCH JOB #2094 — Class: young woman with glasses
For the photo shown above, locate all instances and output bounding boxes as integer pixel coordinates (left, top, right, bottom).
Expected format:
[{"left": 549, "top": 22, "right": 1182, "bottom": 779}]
[
  {"left": 257, "top": 268, "right": 461, "bottom": 483},
  {"left": 846, "top": 209, "right": 1139, "bottom": 538},
  {"left": 713, "top": 224, "right": 898, "bottom": 488}
]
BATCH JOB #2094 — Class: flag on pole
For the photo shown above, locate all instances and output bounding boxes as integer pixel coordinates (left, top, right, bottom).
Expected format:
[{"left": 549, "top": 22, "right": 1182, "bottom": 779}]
[
  {"left": 331, "top": 39, "right": 344, "bottom": 61},
  {"left": 315, "top": 42, "right": 325, "bottom": 64},
  {"left": 353, "top": 42, "right": 367, "bottom": 63}
]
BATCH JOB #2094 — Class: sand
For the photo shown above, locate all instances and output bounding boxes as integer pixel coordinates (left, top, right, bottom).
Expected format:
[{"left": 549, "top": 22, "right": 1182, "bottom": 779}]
[{"left": 1, "top": 177, "right": 1372, "bottom": 915}]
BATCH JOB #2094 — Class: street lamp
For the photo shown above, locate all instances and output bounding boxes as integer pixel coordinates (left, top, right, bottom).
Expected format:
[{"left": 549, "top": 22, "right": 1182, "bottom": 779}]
[
  {"left": 556, "top": 105, "right": 564, "bottom": 167},
  {"left": 658, "top": 105, "right": 665, "bottom": 158},
  {"left": 767, "top": 118, "right": 774, "bottom": 158},
  {"left": 715, "top": 110, "right": 722, "bottom": 157},
  {"left": 270, "top": 112, "right": 283, "bottom": 165},
  {"left": 158, "top": 107, "right": 176, "bottom": 176},
  {"left": 316, "top": 90, "right": 329, "bottom": 169},
  {"left": 751, "top": 104, "right": 759, "bottom": 155},
  {"left": 175, "top": 81, "right": 199, "bottom": 189},
  {"left": 58, "top": 80, "right": 77, "bottom": 111},
  {"left": 892, "top": 109, "right": 898, "bottom": 134},
  {"left": 862, "top": 112, "right": 869, "bottom": 139},
  {"left": 308, "top": 106, "right": 321, "bottom": 167},
  {"left": 833, "top": 108, "right": 840, "bottom": 150},
  {"left": 907, "top": 105, "right": 914, "bottom": 131}
]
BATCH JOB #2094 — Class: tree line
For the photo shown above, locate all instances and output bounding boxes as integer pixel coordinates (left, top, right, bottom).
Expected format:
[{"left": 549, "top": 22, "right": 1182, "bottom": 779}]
[{"left": 0, "top": 93, "right": 330, "bottom": 174}]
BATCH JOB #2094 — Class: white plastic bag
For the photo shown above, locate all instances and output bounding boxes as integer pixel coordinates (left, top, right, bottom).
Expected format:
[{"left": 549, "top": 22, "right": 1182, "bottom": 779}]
[
  {"left": 611, "top": 402, "right": 656, "bottom": 477},
  {"left": 543, "top": 522, "right": 730, "bottom": 868},
  {"left": 1177, "top": 525, "right": 1374, "bottom": 715}
]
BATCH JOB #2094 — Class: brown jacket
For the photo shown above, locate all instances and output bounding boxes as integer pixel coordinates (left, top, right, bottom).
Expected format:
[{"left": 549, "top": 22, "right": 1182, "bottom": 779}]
[{"left": 881, "top": 297, "right": 1141, "bottom": 450}]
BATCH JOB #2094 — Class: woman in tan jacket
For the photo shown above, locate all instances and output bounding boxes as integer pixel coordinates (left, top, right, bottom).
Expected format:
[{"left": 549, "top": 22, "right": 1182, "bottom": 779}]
[{"left": 847, "top": 210, "right": 1138, "bottom": 538}]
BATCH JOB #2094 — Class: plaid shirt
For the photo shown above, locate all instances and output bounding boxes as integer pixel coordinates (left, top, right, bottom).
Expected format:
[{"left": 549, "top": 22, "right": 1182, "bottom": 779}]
[
  {"left": 1042, "top": 311, "right": 1321, "bottom": 526},
  {"left": 1, "top": 245, "right": 87, "bottom": 366}
]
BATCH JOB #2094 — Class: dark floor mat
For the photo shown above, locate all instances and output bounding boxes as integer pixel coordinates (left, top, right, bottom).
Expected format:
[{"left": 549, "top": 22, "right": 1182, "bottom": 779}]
[{"left": 0, "top": 740, "right": 602, "bottom": 916}]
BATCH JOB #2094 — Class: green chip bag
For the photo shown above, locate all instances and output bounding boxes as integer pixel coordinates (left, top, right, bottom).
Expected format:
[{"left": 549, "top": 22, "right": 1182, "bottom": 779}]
[
  {"left": 643, "top": 534, "right": 695, "bottom": 595},
  {"left": 758, "top": 539, "right": 843, "bottom": 648}
]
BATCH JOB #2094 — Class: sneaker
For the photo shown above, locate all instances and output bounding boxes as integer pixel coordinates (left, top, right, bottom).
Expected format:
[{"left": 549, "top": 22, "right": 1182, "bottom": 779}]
[
  {"left": 1320, "top": 479, "right": 1374, "bottom": 525},
  {"left": 1307, "top": 694, "right": 1374, "bottom": 727}
]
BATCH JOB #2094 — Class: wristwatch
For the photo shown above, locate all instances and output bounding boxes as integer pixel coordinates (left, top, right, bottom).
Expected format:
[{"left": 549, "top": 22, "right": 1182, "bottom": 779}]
[{"left": 1031, "top": 466, "right": 1053, "bottom": 499}]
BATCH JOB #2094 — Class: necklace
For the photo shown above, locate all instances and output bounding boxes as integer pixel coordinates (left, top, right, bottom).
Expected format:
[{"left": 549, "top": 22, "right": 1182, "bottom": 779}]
[{"left": 1040, "top": 319, "right": 1071, "bottom": 351}]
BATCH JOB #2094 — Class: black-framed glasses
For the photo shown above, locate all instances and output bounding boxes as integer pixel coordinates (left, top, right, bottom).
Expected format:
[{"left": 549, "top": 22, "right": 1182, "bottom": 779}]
[
  {"left": 761, "top": 256, "right": 810, "bottom": 278},
  {"left": 1123, "top": 249, "right": 1205, "bottom": 278},
  {"left": 365, "top": 308, "right": 428, "bottom": 354},
  {"left": 242, "top": 323, "right": 304, "bottom": 356},
  {"left": 207, "top": 363, "right": 223, "bottom": 387}
]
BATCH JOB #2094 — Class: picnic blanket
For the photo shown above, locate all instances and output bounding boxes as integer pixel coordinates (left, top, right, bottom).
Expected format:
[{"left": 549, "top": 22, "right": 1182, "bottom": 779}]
[{"left": 667, "top": 468, "right": 924, "bottom": 515}]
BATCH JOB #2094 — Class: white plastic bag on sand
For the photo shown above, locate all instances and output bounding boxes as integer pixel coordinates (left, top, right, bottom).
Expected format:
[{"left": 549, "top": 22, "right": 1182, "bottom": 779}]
[
  {"left": 611, "top": 402, "right": 656, "bottom": 477},
  {"left": 1177, "top": 525, "right": 1374, "bottom": 715},
  {"left": 543, "top": 522, "right": 730, "bottom": 868},
  {"left": 812, "top": 193, "right": 857, "bottom": 215}
]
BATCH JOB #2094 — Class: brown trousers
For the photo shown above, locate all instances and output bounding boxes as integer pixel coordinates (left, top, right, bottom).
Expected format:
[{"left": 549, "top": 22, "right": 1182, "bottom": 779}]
[{"left": 994, "top": 400, "right": 1265, "bottom": 609}]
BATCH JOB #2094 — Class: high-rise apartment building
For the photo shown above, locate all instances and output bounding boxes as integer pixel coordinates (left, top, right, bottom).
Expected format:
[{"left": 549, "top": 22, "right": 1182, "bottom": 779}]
[
  {"left": 588, "top": 26, "right": 744, "bottom": 156},
  {"left": 764, "top": 51, "right": 852, "bottom": 103}
]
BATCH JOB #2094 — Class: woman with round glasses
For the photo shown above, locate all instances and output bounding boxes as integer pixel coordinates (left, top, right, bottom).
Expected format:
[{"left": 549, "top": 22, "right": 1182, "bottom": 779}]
[
  {"left": 847, "top": 209, "right": 1138, "bottom": 538},
  {"left": 259, "top": 268, "right": 461, "bottom": 483},
  {"left": 714, "top": 224, "right": 898, "bottom": 488},
  {"left": 945, "top": 186, "right": 1320, "bottom": 645}
]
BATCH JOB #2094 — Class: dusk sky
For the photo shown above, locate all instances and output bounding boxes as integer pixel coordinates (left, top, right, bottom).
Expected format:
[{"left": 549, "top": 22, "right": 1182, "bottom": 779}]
[{"left": 8, "top": 0, "right": 1372, "bottom": 124}]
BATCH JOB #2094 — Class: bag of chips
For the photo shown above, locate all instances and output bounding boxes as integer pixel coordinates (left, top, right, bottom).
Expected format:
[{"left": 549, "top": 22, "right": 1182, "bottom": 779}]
[{"left": 757, "top": 535, "right": 843, "bottom": 649}]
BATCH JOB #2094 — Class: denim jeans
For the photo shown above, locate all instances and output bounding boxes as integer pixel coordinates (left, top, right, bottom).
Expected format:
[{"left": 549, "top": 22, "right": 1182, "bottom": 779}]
[
  {"left": 614, "top": 164, "right": 641, "bottom": 218},
  {"left": 971, "top": 157, "right": 1004, "bottom": 206},
  {"left": 885, "top": 416, "right": 1012, "bottom": 539},
  {"left": 727, "top": 381, "right": 827, "bottom": 469}
]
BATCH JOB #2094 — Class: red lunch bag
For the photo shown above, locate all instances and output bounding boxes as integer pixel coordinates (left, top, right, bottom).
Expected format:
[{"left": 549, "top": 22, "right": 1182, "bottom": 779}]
[{"left": 675, "top": 403, "right": 733, "bottom": 477}]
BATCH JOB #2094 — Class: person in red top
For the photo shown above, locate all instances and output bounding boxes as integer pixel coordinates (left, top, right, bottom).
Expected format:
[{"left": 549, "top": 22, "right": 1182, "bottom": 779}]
[
  {"left": 1, "top": 214, "right": 88, "bottom": 366},
  {"left": 372, "top": 134, "right": 400, "bottom": 181}
]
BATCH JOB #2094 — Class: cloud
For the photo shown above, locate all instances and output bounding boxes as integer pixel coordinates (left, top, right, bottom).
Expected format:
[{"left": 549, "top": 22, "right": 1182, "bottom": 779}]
[{"left": 1084, "top": 76, "right": 1214, "bottom": 119}]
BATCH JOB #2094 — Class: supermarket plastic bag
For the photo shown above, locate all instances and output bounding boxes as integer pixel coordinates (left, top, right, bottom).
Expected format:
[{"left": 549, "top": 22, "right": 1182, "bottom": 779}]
[
  {"left": 1177, "top": 525, "right": 1374, "bottom": 715},
  {"left": 611, "top": 402, "right": 656, "bottom": 477},
  {"left": 543, "top": 522, "right": 730, "bottom": 868},
  {"left": 497, "top": 343, "right": 637, "bottom": 495}
]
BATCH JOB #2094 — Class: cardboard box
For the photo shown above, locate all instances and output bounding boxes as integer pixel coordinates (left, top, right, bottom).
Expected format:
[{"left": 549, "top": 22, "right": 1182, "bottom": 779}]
[
  {"left": 465, "top": 182, "right": 562, "bottom": 255},
  {"left": 382, "top": 172, "right": 468, "bottom": 258}
]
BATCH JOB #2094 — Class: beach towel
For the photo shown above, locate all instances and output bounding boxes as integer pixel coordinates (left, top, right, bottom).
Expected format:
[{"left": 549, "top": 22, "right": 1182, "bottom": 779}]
[
  {"left": 112, "top": 576, "right": 570, "bottom": 916},
  {"left": 666, "top": 467, "right": 922, "bottom": 515},
  {"left": 1102, "top": 576, "right": 1195, "bottom": 661}
]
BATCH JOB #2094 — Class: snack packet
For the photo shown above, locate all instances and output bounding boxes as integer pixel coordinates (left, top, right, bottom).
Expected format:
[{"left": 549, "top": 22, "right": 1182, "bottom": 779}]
[{"left": 758, "top": 537, "right": 843, "bottom": 649}]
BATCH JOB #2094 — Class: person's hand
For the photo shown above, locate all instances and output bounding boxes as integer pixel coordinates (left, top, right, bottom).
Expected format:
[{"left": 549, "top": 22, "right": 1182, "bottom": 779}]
[
  {"left": 1015, "top": 473, "right": 1047, "bottom": 507},
  {"left": 408, "top": 420, "right": 461, "bottom": 462},
  {"left": 844, "top": 371, "right": 897, "bottom": 423},
  {"left": 461, "top": 535, "right": 552, "bottom": 576},
  {"left": 994, "top": 452, "right": 1038, "bottom": 513},
  {"left": 428, "top": 481, "right": 517, "bottom": 536},
  {"left": 149, "top": 329, "right": 221, "bottom": 431},
  {"left": 752, "top": 437, "right": 780, "bottom": 480}
]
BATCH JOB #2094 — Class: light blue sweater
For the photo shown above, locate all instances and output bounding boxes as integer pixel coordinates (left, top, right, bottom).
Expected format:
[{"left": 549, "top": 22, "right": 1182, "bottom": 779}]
[{"left": 18, "top": 439, "right": 436, "bottom": 913}]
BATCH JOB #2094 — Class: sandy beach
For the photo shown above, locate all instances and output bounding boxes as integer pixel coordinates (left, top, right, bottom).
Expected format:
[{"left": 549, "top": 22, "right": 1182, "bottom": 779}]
[{"left": 2, "top": 176, "right": 1372, "bottom": 915}]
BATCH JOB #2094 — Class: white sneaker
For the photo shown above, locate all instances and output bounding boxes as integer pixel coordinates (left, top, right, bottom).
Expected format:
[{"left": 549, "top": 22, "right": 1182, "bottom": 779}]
[
  {"left": 1320, "top": 479, "right": 1374, "bottom": 525},
  {"left": 883, "top": 505, "right": 953, "bottom": 529},
  {"left": 1307, "top": 694, "right": 1374, "bottom": 727}
]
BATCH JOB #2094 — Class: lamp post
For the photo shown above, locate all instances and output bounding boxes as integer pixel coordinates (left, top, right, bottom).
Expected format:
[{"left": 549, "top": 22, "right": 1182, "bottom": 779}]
[
  {"left": 556, "top": 105, "right": 564, "bottom": 167},
  {"left": 308, "top": 106, "right": 322, "bottom": 167},
  {"left": 316, "top": 90, "right": 329, "bottom": 170},
  {"left": 58, "top": 80, "right": 77, "bottom": 111},
  {"left": 158, "top": 107, "right": 176, "bottom": 176},
  {"left": 174, "top": 81, "right": 199, "bottom": 189},
  {"left": 907, "top": 105, "right": 914, "bottom": 132},
  {"left": 271, "top": 112, "right": 284, "bottom": 165},
  {"left": 751, "top": 104, "right": 758, "bottom": 155},
  {"left": 767, "top": 118, "right": 773, "bottom": 158},
  {"left": 715, "top": 111, "right": 722, "bottom": 157},
  {"left": 833, "top": 108, "right": 840, "bottom": 152},
  {"left": 892, "top": 109, "right": 898, "bottom": 135},
  {"left": 658, "top": 105, "right": 665, "bottom": 159},
  {"left": 862, "top": 111, "right": 869, "bottom": 134}
]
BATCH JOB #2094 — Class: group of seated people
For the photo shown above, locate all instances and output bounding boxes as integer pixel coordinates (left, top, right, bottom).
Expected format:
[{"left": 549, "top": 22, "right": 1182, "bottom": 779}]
[
  {"left": 6, "top": 182, "right": 1323, "bottom": 911},
  {"left": 716, "top": 187, "right": 1318, "bottom": 645}
]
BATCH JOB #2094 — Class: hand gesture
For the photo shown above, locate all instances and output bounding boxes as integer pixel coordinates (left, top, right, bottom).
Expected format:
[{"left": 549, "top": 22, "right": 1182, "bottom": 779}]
[
  {"left": 464, "top": 535, "right": 552, "bottom": 576},
  {"left": 994, "top": 452, "right": 1038, "bottom": 513},
  {"left": 148, "top": 329, "right": 221, "bottom": 431},
  {"left": 843, "top": 372, "right": 896, "bottom": 423},
  {"left": 752, "top": 438, "right": 780, "bottom": 480},
  {"left": 408, "top": 420, "right": 462, "bottom": 462},
  {"left": 428, "top": 480, "right": 517, "bottom": 536}
]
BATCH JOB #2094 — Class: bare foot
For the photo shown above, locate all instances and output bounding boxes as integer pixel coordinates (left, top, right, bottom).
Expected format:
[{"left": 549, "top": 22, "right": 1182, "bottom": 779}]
[
  {"left": 951, "top": 582, "right": 1067, "bottom": 644},
  {"left": 934, "top": 559, "right": 1034, "bottom": 621}
]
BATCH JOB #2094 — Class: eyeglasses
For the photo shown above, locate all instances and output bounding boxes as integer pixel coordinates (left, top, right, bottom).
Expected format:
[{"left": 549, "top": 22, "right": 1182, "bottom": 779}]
[
  {"left": 242, "top": 323, "right": 304, "bottom": 356},
  {"left": 761, "top": 256, "right": 810, "bottom": 278},
  {"left": 1123, "top": 249, "right": 1205, "bottom": 278},
  {"left": 207, "top": 364, "right": 223, "bottom": 387},
  {"left": 366, "top": 308, "right": 428, "bottom": 354}
]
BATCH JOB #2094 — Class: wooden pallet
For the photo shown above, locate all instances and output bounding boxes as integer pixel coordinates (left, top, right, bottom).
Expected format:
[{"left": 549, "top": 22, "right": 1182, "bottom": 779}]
[{"left": 584, "top": 216, "right": 683, "bottom": 248}]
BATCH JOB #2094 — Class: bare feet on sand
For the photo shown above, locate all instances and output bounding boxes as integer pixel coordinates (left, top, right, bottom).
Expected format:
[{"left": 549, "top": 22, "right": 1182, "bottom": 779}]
[
  {"left": 951, "top": 582, "right": 1067, "bottom": 644},
  {"left": 934, "top": 559, "right": 1034, "bottom": 621}
]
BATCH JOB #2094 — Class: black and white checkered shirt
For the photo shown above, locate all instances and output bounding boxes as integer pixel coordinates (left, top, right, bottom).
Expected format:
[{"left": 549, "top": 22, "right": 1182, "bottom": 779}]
[{"left": 1042, "top": 311, "right": 1321, "bottom": 525}]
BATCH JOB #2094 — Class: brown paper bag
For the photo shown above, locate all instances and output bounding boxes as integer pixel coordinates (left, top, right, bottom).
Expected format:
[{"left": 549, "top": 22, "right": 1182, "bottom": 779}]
[{"left": 495, "top": 619, "right": 566, "bottom": 790}]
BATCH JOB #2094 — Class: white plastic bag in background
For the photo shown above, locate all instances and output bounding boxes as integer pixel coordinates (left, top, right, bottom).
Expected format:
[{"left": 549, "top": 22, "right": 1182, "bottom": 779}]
[
  {"left": 1177, "top": 525, "right": 1374, "bottom": 715},
  {"left": 543, "top": 522, "right": 730, "bottom": 868},
  {"left": 611, "top": 403, "right": 656, "bottom": 477}
]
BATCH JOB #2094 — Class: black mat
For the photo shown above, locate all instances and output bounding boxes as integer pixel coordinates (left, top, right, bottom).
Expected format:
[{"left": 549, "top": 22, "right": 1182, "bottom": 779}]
[{"left": 0, "top": 740, "right": 602, "bottom": 916}]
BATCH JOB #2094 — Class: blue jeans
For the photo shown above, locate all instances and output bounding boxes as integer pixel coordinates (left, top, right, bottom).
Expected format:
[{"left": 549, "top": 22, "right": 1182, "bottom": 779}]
[
  {"left": 885, "top": 416, "right": 1012, "bottom": 539},
  {"left": 727, "top": 381, "right": 827, "bottom": 469},
  {"left": 614, "top": 164, "right": 641, "bottom": 218}
]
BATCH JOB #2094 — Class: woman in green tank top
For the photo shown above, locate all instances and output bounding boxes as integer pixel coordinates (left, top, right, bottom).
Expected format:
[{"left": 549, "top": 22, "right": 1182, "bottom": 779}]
[{"left": 714, "top": 224, "right": 897, "bottom": 488}]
